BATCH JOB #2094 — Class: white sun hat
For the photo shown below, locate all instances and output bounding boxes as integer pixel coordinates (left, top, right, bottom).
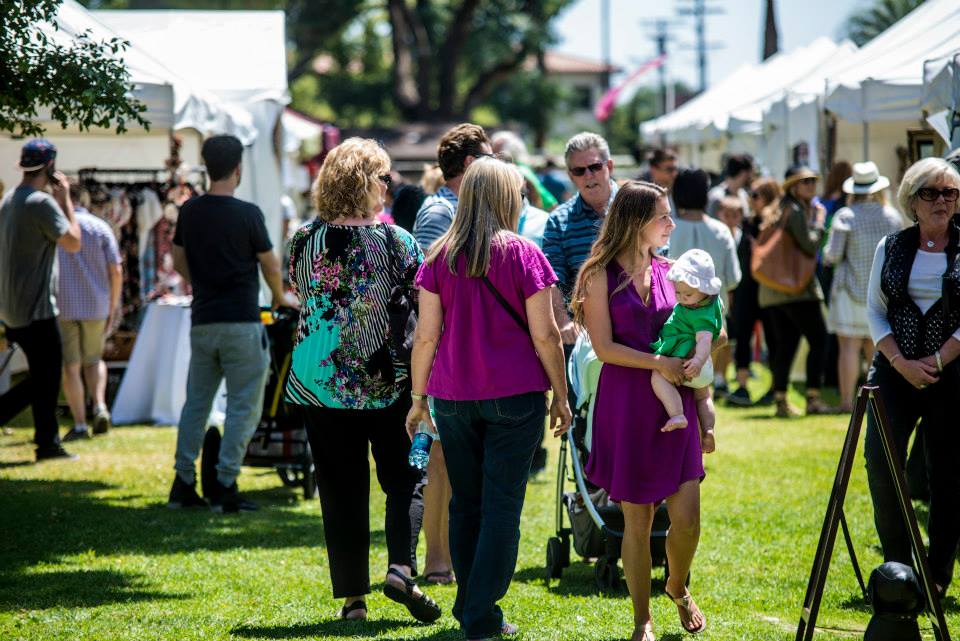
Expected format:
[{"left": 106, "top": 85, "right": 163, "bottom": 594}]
[
  {"left": 842, "top": 161, "right": 890, "bottom": 195},
  {"left": 666, "top": 248, "right": 722, "bottom": 296}
]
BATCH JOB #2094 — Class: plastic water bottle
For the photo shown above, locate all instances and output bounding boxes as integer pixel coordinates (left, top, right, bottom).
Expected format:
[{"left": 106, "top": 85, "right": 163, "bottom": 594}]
[{"left": 408, "top": 422, "right": 434, "bottom": 470}]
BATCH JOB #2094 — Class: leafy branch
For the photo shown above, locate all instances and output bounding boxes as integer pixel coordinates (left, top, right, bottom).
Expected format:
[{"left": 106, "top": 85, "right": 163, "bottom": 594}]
[{"left": 0, "top": 0, "right": 149, "bottom": 136}]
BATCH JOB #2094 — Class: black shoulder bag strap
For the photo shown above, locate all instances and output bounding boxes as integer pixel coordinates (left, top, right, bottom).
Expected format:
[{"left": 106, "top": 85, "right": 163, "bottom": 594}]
[{"left": 481, "top": 275, "right": 528, "bottom": 332}]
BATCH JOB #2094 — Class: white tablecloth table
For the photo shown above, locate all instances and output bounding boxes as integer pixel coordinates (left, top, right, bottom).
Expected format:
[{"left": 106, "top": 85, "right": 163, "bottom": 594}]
[{"left": 112, "top": 300, "right": 225, "bottom": 426}]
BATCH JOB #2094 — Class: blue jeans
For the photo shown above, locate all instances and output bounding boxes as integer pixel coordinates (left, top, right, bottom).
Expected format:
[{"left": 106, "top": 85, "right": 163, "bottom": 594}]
[
  {"left": 174, "top": 322, "right": 269, "bottom": 487},
  {"left": 433, "top": 391, "right": 547, "bottom": 638}
]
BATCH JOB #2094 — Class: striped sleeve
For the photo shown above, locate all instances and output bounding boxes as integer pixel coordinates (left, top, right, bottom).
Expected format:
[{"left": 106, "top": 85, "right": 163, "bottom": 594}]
[{"left": 412, "top": 200, "right": 454, "bottom": 251}]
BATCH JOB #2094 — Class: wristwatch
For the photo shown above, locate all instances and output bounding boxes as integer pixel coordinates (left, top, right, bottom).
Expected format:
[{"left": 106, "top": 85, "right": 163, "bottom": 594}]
[{"left": 411, "top": 392, "right": 427, "bottom": 401}]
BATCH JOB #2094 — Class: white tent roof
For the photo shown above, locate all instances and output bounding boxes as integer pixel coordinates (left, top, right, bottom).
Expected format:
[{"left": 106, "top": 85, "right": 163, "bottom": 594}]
[
  {"left": 51, "top": 1, "right": 254, "bottom": 140},
  {"left": 728, "top": 40, "right": 859, "bottom": 135},
  {"left": 641, "top": 37, "right": 847, "bottom": 142},
  {"left": 824, "top": 0, "right": 960, "bottom": 123},
  {"left": 94, "top": 10, "right": 288, "bottom": 105}
]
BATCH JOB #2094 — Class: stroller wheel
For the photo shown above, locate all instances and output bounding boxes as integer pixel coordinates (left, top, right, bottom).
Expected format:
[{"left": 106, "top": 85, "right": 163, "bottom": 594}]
[
  {"left": 200, "top": 426, "right": 222, "bottom": 499},
  {"left": 546, "top": 537, "right": 564, "bottom": 580},
  {"left": 595, "top": 556, "right": 621, "bottom": 594},
  {"left": 560, "top": 534, "right": 571, "bottom": 568}
]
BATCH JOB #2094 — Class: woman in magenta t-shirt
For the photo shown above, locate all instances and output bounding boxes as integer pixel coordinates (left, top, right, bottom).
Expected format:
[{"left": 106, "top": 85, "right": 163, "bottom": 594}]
[
  {"left": 572, "top": 181, "right": 707, "bottom": 641},
  {"left": 405, "top": 158, "right": 572, "bottom": 640}
]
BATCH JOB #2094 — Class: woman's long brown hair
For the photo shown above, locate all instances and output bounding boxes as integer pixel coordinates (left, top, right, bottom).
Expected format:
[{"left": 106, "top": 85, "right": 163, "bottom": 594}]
[{"left": 570, "top": 181, "right": 667, "bottom": 326}]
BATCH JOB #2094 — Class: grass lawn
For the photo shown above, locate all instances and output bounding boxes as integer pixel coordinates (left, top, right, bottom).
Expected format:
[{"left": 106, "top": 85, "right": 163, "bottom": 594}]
[{"left": 0, "top": 372, "right": 954, "bottom": 641}]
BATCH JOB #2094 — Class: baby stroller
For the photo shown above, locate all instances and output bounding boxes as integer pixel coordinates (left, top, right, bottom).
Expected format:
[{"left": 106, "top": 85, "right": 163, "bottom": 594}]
[
  {"left": 201, "top": 306, "right": 316, "bottom": 500},
  {"left": 545, "top": 333, "right": 671, "bottom": 593}
]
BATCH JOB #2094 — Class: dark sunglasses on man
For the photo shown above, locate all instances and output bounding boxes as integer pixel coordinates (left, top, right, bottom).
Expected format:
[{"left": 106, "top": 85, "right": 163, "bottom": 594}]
[
  {"left": 569, "top": 162, "right": 605, "bottom": 177},
  {"left": 916, "top": 187, "right": 960, "bottom": 202}
]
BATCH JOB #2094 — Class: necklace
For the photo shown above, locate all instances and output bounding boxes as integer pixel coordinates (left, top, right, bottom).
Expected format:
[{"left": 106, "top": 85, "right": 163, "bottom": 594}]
[{"left": 927, "top": 240, "right": 936, "bottom": 248}]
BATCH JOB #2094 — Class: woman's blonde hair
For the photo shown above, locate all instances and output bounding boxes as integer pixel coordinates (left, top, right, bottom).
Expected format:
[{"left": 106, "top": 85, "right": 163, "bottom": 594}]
[
  {"left": 571, "top": 181, "right": 667, "bottom": 326},
  {"left": 897, "top": 157, "right": 960, "bottom": 221},
  {"left": 425, "top": 158, "right": 523, "bottom": 277},
  {"left": 850, "top": 191, "right": 887, "bottom": 206},
  {"left": 312, "top": 137, "right": 390, "bottom": 222},
  {"left": 420, "top": 163, "right": 445, "bottom": 194},
  {"left": 751, "top": 177, "right": 783, "bottom": 228}
]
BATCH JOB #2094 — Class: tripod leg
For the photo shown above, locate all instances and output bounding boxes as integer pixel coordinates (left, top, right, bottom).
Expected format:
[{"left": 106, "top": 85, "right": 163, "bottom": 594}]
[{"left": 839, "top": 509, "right": 868, "bottom": 602}]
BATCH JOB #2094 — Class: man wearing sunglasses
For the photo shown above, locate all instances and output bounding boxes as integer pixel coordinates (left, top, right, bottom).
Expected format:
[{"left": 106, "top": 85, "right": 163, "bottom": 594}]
[
  {"left": 412, "top": 123, "right": 492, "bottom": 250},
  {"left": 538, "top": 132, "right": 617, "bottom": 474}
]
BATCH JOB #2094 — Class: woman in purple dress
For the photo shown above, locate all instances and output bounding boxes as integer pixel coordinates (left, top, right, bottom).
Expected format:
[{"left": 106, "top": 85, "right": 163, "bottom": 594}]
[{"left": 572, "top": 181, "right": 707, "bottom": 641}]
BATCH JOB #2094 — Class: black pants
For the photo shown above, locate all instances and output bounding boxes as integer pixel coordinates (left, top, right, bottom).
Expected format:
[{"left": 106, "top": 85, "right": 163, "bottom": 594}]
[
  {"left": 732, "top": 290, "right": 777, "bottom": 373},
  {"left": 301, "top": 396, "right": 421, "bottom": 598},
  {"left": 5, "top": 318, "right": 62, "bottom": 450},
  {"left": 865, "top": 357, "right": 960, "bottom": 587},
  {"left": 766, "top": 301, "right": 826, "bottom": 393}
]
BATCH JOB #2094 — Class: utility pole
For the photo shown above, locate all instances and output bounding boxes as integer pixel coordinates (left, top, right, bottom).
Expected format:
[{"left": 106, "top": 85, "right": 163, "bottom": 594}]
[
  {"left": 676, "top": 0, "right": 722, "bottom": 94},
  {"left": 642, "top": 18, "right": 678, "bottom": 116},
  {"left": 601, "top": 0, "right": 612, "bottom": 90}
]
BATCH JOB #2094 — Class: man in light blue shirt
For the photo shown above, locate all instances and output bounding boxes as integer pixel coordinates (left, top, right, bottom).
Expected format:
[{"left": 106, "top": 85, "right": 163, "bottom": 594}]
[{"left": 412, "top": 123, "right": 492, "bottom": 250}]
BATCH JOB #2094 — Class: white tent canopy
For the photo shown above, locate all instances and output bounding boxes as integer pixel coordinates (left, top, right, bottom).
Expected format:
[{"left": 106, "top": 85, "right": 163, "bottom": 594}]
[
  {"left": 824, "top": 0, "right": 960, "bottom": 123},
  {"left": 641, "top": 37, "right": 849, "bottom": 143},
  {"left": 96, "top": 10, "right": 290, "bottom": 249},
  {"left": 54, "top": 1, "right": 255, "bottom": 140}
]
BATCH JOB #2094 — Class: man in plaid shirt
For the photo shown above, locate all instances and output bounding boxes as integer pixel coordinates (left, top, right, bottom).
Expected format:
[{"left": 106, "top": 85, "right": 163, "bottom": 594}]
[{"left": 58, "top": 182, "right": 122, "bottom": 441}]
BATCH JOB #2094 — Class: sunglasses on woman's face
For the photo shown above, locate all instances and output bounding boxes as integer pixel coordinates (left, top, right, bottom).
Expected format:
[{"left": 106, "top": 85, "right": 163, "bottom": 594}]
[
  {"left": 569, "top": 162, "right": 605, "bottom": 177},
  {"left": 916, "top": 187, "right": 960, "bottom": 202},
  {"left": 798, "top": 177, "right": 817, "bottom": 185},
  {"left": 750, "top": 191, "right": 761, "bottom": 199},
  {"left": 378, "top": 174, "right": 392, "bottom": 187}
]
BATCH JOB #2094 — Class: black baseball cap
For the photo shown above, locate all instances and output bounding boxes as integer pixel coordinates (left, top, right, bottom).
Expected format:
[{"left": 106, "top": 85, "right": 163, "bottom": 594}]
[{"left": 16, "top": 138, "right": 57, "bottom": 172}]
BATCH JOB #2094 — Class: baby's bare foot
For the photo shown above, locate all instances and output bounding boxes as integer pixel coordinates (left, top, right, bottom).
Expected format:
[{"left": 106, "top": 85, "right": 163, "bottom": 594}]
[{"left": 661, "top": 415, "right": 688, "bottom": 432}]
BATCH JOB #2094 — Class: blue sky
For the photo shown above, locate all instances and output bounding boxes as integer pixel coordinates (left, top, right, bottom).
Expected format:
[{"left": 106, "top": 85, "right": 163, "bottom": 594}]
[{"left": 553, "top": 0, "right": 872, "bottom": 89}]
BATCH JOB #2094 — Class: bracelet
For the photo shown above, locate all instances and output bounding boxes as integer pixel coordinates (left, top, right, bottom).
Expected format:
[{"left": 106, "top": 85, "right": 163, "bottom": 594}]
[
  {"left": 889, "top": 353, "right": 903, "bottom": 366},
  {"left": 936, "top": 350, "right": 944, "bottom": 372},
  {"left": 411, "top": 392, "right": 427, "bottom": 401}
]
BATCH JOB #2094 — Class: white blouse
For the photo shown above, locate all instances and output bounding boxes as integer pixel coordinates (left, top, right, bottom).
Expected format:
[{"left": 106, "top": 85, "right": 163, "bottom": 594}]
[{"left": 866, "top": 237, "right": 960, "bottom": 344}]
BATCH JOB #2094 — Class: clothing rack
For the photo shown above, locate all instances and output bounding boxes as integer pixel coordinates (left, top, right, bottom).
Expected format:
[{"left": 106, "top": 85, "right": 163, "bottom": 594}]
[{"left": 77, "top": 166, "right": 207, "bottom": 187}]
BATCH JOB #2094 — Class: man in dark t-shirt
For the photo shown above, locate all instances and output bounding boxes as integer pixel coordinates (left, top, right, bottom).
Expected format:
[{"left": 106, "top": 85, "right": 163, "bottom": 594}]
[{"left": 168, "top": 135, "right": 296, "bottom": 513}]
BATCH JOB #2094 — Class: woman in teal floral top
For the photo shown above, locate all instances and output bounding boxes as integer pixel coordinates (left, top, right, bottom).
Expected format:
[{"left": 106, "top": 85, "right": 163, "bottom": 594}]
[{"left": 286, "top": 138, "right": 439, "bottom": 624}]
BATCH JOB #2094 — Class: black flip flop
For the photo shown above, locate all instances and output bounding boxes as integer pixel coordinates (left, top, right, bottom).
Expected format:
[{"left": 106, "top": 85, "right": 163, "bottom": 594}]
[
  {"left": 339, "top": 599, "right": 366, "bottom": 620},
  {"left": 383, "top": 568, "right": 441, "bottom": 623}
]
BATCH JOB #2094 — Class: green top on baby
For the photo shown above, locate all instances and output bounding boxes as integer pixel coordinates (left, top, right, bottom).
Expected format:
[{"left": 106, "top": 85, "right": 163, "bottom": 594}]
[{"left": 650, "top": 295, "right": 724, "bottom": 358}]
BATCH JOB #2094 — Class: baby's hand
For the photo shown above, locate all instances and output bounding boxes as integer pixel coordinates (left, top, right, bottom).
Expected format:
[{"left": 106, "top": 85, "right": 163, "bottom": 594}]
[{"left": 683, "top": 357, "right": 703, "bottom": 378}]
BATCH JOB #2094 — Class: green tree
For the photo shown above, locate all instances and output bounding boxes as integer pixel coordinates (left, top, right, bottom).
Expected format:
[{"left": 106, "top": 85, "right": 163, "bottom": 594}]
[
  {"left": 387, "top": 0, "right": 575, "bottom": 120},
  {"left": 0, "top": 0, "right": 148, "bottom": 136},
  {"left": 844, "top": 0, "right": 925, "bottom": 46}
]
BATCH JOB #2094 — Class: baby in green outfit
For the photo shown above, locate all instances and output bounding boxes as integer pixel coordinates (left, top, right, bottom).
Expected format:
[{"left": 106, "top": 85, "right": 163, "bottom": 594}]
[{"left": 650, "top": 249, "right": 724, "bottom": 453}]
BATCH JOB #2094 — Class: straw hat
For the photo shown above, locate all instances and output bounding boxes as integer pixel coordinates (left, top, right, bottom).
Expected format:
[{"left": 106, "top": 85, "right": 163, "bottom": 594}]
[
  {"left": 782, "top": 165, "right": 819, "bottom": 192},
  {"left": 842, "top": 161, "right": 890, "bottom": 195},
  {"left": 666, "top": 249, "right": 722, "bottom": 296}
]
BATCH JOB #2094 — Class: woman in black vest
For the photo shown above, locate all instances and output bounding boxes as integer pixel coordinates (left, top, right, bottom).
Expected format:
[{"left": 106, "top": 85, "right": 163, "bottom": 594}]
[{"left": 865, "top": 157, "right": 960, "bottom": 595}]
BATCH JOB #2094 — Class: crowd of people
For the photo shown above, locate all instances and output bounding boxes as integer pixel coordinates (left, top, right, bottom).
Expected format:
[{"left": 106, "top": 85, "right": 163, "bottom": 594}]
[{"left": 3, "top": 126, "right": 960, "bottom": 641}]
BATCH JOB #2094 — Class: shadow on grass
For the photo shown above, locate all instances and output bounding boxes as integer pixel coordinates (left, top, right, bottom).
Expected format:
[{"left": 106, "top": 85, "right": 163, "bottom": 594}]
[
  {"left": 233, "top": 619, "right": 461, "bottom": 640},
  {"left": 839, "top": 594, "right": 872, "bottom": 614},
  {"left": 0, "top": 568, "right": 186, "bottom": 610},
  {"left": 0, "top": 478, "right": 328, "bottom": 578}
]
